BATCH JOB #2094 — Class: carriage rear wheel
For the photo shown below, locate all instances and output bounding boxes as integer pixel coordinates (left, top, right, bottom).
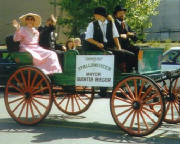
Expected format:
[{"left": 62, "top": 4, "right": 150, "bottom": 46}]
[
  {"left": 4, "top": 66, "right": 53, "bottom": 125},
  {"left": 110, "top": 75, "right": 165, "bottom": 136},
  {"left": 53, "top": 86, "right": 94, "bottom": 115},
  {"left": 158, "top": 77, "right": 180, "bottom": 124}
]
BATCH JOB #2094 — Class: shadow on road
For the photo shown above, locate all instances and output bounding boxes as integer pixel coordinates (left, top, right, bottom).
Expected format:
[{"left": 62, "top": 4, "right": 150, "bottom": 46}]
[{"left": 0, "top": 114, "right": 179, "bottom": 144}]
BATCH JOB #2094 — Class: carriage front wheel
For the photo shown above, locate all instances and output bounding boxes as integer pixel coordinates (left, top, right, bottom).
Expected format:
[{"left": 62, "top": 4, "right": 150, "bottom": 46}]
[
  {"left": 4, "top": 66, "right": 53, "bottom": 125},
  {"left": 110, "top": 75, "right": 165, "bottom": 136},
  {"left": 53, "top": 86, "right": 94, "bottom": 115}
]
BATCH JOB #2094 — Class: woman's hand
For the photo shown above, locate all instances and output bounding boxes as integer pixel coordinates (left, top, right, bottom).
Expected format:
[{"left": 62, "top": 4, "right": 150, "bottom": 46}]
[{"left": 12, "top": 19, "right": 20, "bottom": 30}]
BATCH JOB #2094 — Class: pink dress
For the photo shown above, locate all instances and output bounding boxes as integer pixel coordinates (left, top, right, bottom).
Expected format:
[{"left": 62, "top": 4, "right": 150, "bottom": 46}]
[{"left": 14, "top": 26, "right": 62, "bottom": 74}]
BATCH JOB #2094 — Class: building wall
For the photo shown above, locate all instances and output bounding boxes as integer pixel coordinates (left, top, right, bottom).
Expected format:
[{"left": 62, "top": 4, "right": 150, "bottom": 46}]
[
  {"left": 0, "top": 0, "right": 67, "bottom": 44},
  {"left": 146, "top": 0, "right": 180, "bottom": 41}
]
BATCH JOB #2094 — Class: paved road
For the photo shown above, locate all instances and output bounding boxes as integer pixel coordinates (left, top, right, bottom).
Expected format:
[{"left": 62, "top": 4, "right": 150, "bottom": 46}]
[{"left": 0, "top": 91, "right": 180, "bottom": 144}]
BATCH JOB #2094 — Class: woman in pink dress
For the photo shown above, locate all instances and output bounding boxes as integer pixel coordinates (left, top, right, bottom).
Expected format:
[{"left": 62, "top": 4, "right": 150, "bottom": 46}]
[{"left": 12, "top": 13, "right": 62, "bottom": 75}]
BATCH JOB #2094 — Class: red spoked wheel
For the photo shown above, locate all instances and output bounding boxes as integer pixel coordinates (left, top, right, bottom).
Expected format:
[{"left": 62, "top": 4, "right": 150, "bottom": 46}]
[
  {"left": 159, "top": 77, "right": 180, "bottom": 124},
  {"left": 110, "top": 75, "right": 165, "bottom": 137},
  {"left": 53, "top": 86, "right": 94, "bottom": 115},
  {"left": 4, "top": 66, "right": 53, "bottom": 125}
]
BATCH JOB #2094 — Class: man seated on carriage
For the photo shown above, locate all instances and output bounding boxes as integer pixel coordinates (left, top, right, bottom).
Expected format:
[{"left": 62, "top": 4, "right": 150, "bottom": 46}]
[
  {"left": 113, "top": 5, "right": 139, "bottom": 71},
  {"left": 83, "top": 6, "right": 136, "bottom": 73}
]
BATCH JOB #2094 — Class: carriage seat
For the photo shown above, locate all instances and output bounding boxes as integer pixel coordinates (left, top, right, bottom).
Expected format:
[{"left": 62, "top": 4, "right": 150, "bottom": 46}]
[{"left": 5, "top": 35, "right": 33, "bottom": 65}]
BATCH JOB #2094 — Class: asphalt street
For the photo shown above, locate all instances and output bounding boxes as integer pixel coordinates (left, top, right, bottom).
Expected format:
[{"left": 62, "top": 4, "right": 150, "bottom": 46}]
[{"left": 0, "top": 90, "right": 179, "bottom": 144}]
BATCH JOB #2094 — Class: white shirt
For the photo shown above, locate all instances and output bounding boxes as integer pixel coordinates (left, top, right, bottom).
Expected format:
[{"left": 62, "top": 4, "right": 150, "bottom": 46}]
[{"left": 85, "top": 20, "right": 119, "bottom": 43}]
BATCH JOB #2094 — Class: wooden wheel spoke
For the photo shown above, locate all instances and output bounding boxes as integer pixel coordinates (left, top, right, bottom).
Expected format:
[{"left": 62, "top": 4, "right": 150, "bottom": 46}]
[
  {"left": 9, "top": 97, "right": 24, "bottom": 104},
  {"left": 118, "top": 88, "right": 133, "bottom": 101},
  {"left": 173, "top": 102, "right": 180, "bottom": 116},
  {"left": 32, "top": 101, "right": 42, "bottom": 116},
  {"left": 58, "top": 95, "right": 68, "bottom": 106},
  {"left": 12, "top": 99, "right": 25, "bottom": 113},
  {"left": 141, "top": 86, "right": 153, "bottom": 100},
  {"left": 20, "top": 71, "right": 27, "bottom": 89},
  {"left": 114, "top": 95, "right": 131, "bottom": 104},
  {"left": 30, "top": 72, "right": 38, "bottom": 88},
  {"left": 29, "top": 102, "right": 35, "bottom": 120},
  {"left": 173, "top": 79, "right": 178, "bottom": 91},
  {"left": 18, "top": 100, "right": 26, "bottom": 118},
  {"left": 144, "top": 93, "right": 159, "bottom": 103},
  {"left": 137, "top": 112, "right": 140, "bottom": 133},
  {"left": 138, "top": 80, "right": 145, "bottom": 98},
  {"left": 133, "top": 79, "right": 138, "bottom": 99},
  {"left": 9, "top": 83, "right": 24, "bottom": 94},
  {"left": 65, "top": 97, "right": 71, "bottom": 111},
  {"left": 170, "top": 102, "right": 174, "bottom": 120},
  {"left": 7, "top": 92, "right": 24, "bottom": 96},
  {"left": 130, "top": 111, "right": 136, "bottom": 128},
  {"left": 71, "top": 95, "right": 74, "bottom": 112},
  {"left": 165, "top": 102, "right": 171, "bottom": 116},
  {"left": 27, "top": 69, "right": 31, "bottom": 87},
  {"left": 82, "top": 94, "right": 91, "bottom": 99},
  {"left": 114, "top": 104, "right": 131, "bottom": 108},
  {"left": 26, "top": 102, "right": 29, "bottom": 120},
  {"left": 32, "top": 98, "right": 47, "bottom": 109},
  {"left": 142, "top": 106, "right": 156, "bottom": 114},
  {"left": 145, "top": 101, "right": 161, "bottom": 107},
  {"left": 76, "top": 95, "right": 87, "bottom": 105},
  {"left": 125, "top": 82, "right": 135, "bottom": 99},
  {"left": 116, "top": 106, "right": 132, "bottom": 117},
  {"left": 32, "top": 86, "right": 49, "bottom": 94},
  {"left": 33, "top": 95, "right": 50, "bottom": 100},
  {"left": 122, "top": 109, "right": 134, "bottom": 125},
  {"left": 74, "top": 95, "right": 81, "bottom": 111},
  {"left": 32, "top": 78, "right": 44, "bottom": 91},
  {"left": 140, "top": 111, "right": 149, "bottom": 130},
  {"left": 142, "top": 109, "right": 156, "bottom": 124},
  {"left": 14, "top": 76, "right": 24, "bottom": 90}
]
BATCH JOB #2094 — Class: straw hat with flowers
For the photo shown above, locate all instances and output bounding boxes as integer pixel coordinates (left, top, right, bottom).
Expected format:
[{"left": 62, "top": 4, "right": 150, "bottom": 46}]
[{"left": 19, "top": 13, "right": 41, "bottom": 27}]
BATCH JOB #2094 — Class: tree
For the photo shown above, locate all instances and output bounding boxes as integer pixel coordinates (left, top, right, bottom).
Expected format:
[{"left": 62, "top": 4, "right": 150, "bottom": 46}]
[{"left": 53, "top": 0, "right": 160, "bottom": 40}]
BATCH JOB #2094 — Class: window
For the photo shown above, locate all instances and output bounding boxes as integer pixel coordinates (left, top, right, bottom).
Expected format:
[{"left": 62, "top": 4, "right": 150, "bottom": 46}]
[{"left": 162, "top": 50, "right": 180, "bottom": 64}]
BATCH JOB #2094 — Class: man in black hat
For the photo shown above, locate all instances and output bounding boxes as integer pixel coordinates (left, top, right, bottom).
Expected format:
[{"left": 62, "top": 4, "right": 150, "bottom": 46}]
[
  {"left": 84, "top": 6, "right": 136, "bottom": 97},
  {"left": 113, "top": 5, "right": 139, "bottom": 71},
  {"left": 84, "top": 6, "right": 135, "bottom": 71}
]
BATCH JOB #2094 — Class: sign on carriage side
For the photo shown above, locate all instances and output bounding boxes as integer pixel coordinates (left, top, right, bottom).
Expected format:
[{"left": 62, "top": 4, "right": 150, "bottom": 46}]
[{"left": 76, "top": 55, "right": 114, "bottom": 87}]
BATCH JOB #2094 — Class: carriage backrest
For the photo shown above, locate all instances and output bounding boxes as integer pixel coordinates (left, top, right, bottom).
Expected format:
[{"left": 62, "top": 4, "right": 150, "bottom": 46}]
[
  {"left": 5, "top": 35, "right": 33, "bottom": 65},
  {"left": 63, "top": 49, "right": 79, "bottom": 74}
]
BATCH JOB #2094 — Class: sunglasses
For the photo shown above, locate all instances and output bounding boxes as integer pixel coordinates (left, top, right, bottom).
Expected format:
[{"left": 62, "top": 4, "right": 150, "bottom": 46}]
[{"left": 25, "top": 17, "right": 35, "bottom": 21}]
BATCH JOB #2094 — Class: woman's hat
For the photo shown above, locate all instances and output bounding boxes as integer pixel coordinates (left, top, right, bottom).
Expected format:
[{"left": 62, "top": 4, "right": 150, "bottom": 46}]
[
  {"left": 19, "top": 13, "right": 41, "bottom": 27},
  {"left": 113, "top": 5, "right": 127, "bottom": 15},
  {"left": 94, "top": 7, "right": 107, "bottom": 17}
]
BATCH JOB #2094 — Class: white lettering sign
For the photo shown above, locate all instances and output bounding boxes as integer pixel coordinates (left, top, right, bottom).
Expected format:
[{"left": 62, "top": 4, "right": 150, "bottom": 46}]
[{"left": 76, "top": 55, "right": 114, "bottom": 87}]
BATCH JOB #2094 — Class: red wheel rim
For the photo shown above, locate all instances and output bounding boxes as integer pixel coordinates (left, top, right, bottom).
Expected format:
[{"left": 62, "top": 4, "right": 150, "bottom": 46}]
[
  {"left": 4, "top": 66, "right": 53, "bottom": 125},
  {"left": 53, "top": 86, "right": 94, "bottom": 115},
  {"left": 111, "top": 76, "right": 165, "bottom": 136}
]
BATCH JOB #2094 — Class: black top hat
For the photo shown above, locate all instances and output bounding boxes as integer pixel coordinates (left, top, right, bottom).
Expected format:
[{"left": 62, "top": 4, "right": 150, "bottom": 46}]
[
  {"left": 94, "top": 7, "right": 107, "bottom": 17},
  {"left": 113, "top": 5, "right": 127, "bottom": 15}
]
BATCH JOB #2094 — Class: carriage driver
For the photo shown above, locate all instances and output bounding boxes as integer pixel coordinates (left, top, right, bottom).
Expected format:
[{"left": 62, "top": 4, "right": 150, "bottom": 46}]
[{"left": 84, "top": 6, "right": 136, "bottom": 72}]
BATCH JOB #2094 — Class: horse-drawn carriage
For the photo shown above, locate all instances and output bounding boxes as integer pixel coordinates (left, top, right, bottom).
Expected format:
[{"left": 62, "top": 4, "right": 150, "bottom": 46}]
[{"left": 0, "top": 43, "right": 179, "bottom": 137}]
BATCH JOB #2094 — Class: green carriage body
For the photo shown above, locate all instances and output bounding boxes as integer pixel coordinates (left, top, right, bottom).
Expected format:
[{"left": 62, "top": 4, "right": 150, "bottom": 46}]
[
  {"left": 52, "top": 47, "right": 163, "bottom": 87},
  {"left": 0, "top": 46, "right": 163, "bottom": 87},
  {"left": 0, "top": 50, "right": 33, "bottom": 85}
]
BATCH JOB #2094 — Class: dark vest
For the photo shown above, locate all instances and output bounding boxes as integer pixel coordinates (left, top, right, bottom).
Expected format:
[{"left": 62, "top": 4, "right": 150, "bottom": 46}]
[
  {"left": 114, "top": 19, "right": 130, "bottom": 49},
  {"left": 84, "top": 20, "right": 115, "bottom": 51}
]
